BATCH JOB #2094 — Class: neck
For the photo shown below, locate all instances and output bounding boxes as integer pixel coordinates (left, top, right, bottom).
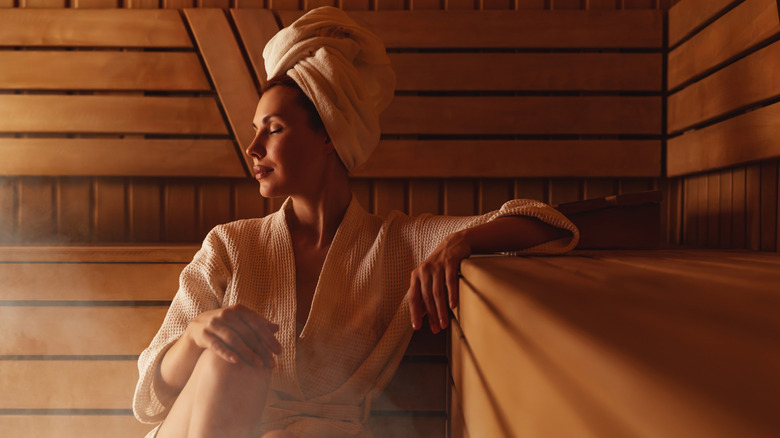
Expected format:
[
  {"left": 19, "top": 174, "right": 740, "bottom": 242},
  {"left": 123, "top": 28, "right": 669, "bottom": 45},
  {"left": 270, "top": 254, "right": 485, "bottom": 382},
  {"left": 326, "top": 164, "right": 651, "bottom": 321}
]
[{"left": 286, "top": 175, "right": 352, "bottom": 249}]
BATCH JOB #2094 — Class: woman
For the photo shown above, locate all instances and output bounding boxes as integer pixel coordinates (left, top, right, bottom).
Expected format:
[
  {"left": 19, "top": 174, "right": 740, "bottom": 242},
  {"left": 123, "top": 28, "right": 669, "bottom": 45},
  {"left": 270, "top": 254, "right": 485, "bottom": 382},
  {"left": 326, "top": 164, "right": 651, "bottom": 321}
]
[{"left": 133, "top": 7, "right": 578, "bottom": 438}]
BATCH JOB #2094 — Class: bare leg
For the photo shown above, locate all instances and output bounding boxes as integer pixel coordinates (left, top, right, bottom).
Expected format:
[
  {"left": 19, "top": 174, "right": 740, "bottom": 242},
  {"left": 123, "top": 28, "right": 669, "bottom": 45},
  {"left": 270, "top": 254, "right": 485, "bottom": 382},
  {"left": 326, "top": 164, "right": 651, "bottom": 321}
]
[{"left": 158, "top": 349, "right": 272, "bottom": 438}]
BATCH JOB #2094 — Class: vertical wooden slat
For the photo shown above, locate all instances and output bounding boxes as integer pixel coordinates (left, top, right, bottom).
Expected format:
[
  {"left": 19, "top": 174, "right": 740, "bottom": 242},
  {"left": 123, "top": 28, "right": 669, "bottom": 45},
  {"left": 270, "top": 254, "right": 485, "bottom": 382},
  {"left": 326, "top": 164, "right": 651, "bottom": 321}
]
[
  {"left": 57, "top": 178, "right": 92, "bottom": 244},
  {"left": 760, "top": 160, "right": 778, "bottom": 251},
  {"left": 200, "top": 181, "right": 233, "bottom": 238},
  {"left": 164, "top": 0, "right": 194, "bottom": 7},
  {"left": 0, "top": 177, "right": 17, "bottom": 244},
  {"left": 548, "top": 179, "right": 582, "bottom": 205},
  {"left": 411, "top": 0, "right": 443, "bottom": 9},
  {"left": 374, "top": 180, "right": 408, "bottom": 216},
  {"left": 409, "top": 179, "right": 442, "bottom": 216},
  {"left": 619, "top": 178, "right": 653, "bottom": 194},
  {"left": 446, "top": 0, "right": 477, "bottom": 10},
  {"left": 445, "top": 180, "right": 477, "bottom": 216},
  {"left": 20, "top": 0, "right": 67, "bottom": 7},
  {"left": 777, "top": 161, "right": 780, "bottom": 253},
  {"left": 18, "top": 178, "right": 55, "bottom": 243},
  {"left": 514, "top": 179, "right": 547, "bottom": 203},
  {"left": 165, "top": 181, "right": 198, "bottom": 243},
  {"left": 484, "top": 0, "right": 515, "bottom": 10},
  {"left": 94, "top": 179, "right": 127, "bottom": 243},
  {"left": 71, "top": 0, "right": 120, "bottom": 7},
  {"left": 130, "top": 179, "right": 162, "bottom": 243},
  {"left": 234, "top": 179, "right": 266, "bottom": 220},
  {"left": 624, "top": 0, "right": 655, "bottom": 8},
  {"left": 553, "top": 0, "right": 585, "bottom": 9},
  {"left": 478, "top": 179, "right": 513, "bottom": 214},
  {"left": 199, "top": 0, "right": 231, "bottom": 6},
  {"left": 270, "top": 0, "right": 302, "bottom": 9},
  {"left": 695, "top": 174, "right": 708, "bottom": 247},
  {"left": 745, "top": 164, "right": 761, "bottom": 250},
  {"left": 376, "top": 0, "right": 406, "bottom": 8},
  {"left": 583, "top": 178, "right": 617, "bottom": 199},
  {"left": 667, "top": 177, "right": 683, "bottom": 245},
  {"left": 719, "top": 169, "right": 733, "bottom": 249},
  {"left": 588, "top": 0, "right": 619, "bottom": 9},
  {"left": 731, "top": 166, "right": 747, "bottom": 248},
  {"left": 683, "top": 175, "right": 696, "bottom": 245},
  {"left": 349, "top": 180, "right": 373, "bottom": 213},
  {"left": 125, "top": 0, "right": 159, "bottom": 7},
  {"left": 707, "top": 172, "right": 720, "bottom": 248},
  {"left": 341, "top": 0, "right": 371, "bottom": 9}
]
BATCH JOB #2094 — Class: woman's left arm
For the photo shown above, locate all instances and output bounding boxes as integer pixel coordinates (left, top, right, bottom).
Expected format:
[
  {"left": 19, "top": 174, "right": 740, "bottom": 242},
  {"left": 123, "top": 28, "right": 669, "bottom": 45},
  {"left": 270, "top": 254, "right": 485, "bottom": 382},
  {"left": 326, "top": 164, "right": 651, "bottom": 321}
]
[{"left": 406, "top": 216, "right": 572, "bottom": 334}]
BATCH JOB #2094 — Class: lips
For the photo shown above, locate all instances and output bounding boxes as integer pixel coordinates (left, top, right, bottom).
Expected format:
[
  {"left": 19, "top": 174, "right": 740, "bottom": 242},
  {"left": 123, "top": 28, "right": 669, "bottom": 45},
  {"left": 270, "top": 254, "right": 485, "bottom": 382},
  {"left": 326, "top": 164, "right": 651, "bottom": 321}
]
[{"left": 253, "top": 165, "right": 273, "bottom": 179}]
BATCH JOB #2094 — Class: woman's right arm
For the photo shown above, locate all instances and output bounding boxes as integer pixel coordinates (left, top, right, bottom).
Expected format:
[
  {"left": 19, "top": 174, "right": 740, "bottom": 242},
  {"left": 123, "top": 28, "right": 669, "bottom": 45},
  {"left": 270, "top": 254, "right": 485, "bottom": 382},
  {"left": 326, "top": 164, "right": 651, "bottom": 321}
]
[{"left": 154, "top": 304, "right": 283, "bottom": 406}]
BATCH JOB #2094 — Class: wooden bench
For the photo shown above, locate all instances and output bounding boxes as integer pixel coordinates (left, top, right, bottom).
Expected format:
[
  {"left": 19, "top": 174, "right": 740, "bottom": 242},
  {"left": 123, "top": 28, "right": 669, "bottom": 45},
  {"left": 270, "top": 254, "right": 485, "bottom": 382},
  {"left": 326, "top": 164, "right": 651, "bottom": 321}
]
[
  {"left": 0, "top": 246, "right": 447, "bottom": 437},
  {"left": 451, "top": 250, "right": 780, "bottom": 438}
]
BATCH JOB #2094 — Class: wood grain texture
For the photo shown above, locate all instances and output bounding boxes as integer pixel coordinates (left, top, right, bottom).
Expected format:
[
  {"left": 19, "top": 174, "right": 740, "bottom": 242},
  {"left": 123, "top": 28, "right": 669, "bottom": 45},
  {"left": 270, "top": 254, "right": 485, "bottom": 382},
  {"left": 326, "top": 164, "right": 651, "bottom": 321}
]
[
  {"left": 707, "top": 172, "right": 720, "bottom": 247},
  {"left": 719, "top": 169, "right": 733, "bottom": 248},
  {"left": 279, "top": 9, "right": 663, "bottom": 48},
  {"left": 0, "top": 9, "right": 192, "bottom": 47},
  {"left": 95, "top": 178, "right": 127, "bottom": 242},
  {"left": 0, "top": 95, "right": 228, "bottom": 135},
  {"left": 0, "top": 139, "right": 245, "bottom": 177},
  {"left": 746, "top": 164, "right": 761, "bottom": 250},
  {"left": 390, "top": 52, "right": 662, "bottom": 91},
  {"left": 0, "top": 416, "right": 154, "bottom": 438},
  {"left": 0, "top": 262, "right": 183, "bottom": 300},
  {"left": 668, "top": 40, "right": 780, "bottom": 134},
  {"left": 164, "top": 181, "right": 198, "bottom": 242},
  {"left": 185, "top": 8, "right": 258, "bottom": 174},
  {"left": 667, "top": 102, "right": 780, "bottom": 176},
  {"left": 0, "top": 51, "right": 209, "bottom": 91},
  {"left": 668, "top": 0, "right": 736, "bottom": 47},
  {"left": 381, "top": 96, "right": 661, "bottom": 135},
  {"left": 353, "top": 140, "right": 661, "bottom": 178},
  {"left": 0, "top": 306, "right": 167, "bottom": 355},
  {"left": 56, "top": 178, "right": 92, "bottom": 243},
  {"left": 17, "top": 178, "right": 55, "bottom": 243},
  {"left": 231, "top": 8, "right": 280, "bottom": 86},
  {"left": 130, "top": 180, "right": 163, "bottom": 243},
  {"left": 732, "top": 166, "right": 747, "bottom": 248},
  {"left": 458, "top": 253, "right": 780, "bottom": 438},
  {"left": 668, "top": 0, "right": 780, "bottom": 90}
]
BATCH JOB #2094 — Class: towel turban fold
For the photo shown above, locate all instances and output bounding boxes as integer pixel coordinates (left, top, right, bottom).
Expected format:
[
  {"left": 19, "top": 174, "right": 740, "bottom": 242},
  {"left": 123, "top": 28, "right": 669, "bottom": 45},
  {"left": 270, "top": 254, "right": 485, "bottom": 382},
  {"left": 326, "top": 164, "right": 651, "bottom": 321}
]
[{"left": 263, "top": 6, "right": 396, "bottom": 171}]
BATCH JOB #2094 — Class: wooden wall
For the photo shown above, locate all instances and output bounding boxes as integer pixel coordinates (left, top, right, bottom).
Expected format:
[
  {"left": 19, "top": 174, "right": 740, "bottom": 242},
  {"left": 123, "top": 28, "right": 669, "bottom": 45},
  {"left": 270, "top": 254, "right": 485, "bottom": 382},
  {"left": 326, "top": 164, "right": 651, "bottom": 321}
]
[
  {"left": 0, "top": 2, "right": 668, "bottom": 245},
  {"left": 666, "top": 0, "right": 780, "bottom": 251}
]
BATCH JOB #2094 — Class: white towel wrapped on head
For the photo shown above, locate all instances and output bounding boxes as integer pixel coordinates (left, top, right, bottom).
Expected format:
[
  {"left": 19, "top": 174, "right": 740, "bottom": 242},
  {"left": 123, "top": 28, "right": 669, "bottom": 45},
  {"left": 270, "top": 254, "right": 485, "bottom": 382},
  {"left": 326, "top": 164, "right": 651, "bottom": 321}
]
[{"left": 263, "top": 6, "right": 396, "bottom": 171}]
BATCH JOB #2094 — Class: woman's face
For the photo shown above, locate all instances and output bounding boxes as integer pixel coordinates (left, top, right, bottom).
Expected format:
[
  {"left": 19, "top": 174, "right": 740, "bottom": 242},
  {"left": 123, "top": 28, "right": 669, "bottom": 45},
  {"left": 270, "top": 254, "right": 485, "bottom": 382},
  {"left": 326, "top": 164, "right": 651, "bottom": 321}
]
[{"left": 246, "top": 85, "right": 329, "bottom": 199}]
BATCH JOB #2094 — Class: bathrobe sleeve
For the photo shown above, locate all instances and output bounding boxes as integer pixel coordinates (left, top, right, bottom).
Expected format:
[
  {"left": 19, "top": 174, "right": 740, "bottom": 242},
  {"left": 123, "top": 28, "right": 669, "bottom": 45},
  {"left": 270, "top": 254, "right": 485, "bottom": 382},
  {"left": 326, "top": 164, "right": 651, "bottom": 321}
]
[
  {"left": 132, "top": 227, "right": 232, "bottom": 423},
  {"left": 411, "top": 199, "right": 579, "bottom": 263}
]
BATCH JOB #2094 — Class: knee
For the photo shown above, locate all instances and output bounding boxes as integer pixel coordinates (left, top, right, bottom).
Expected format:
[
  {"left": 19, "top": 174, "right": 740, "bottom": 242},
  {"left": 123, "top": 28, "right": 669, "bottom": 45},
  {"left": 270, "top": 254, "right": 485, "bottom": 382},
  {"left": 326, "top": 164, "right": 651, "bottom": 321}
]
[{"left": 198, "top": 348, "right": 271, "bottom": 386}]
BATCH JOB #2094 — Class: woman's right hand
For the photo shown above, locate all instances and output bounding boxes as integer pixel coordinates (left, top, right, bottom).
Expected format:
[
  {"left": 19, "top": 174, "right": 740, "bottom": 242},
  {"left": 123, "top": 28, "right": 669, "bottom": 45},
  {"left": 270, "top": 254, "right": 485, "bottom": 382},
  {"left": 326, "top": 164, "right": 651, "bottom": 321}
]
[{"left": 185, "top": 304, "right": 282, "bottom": 368}]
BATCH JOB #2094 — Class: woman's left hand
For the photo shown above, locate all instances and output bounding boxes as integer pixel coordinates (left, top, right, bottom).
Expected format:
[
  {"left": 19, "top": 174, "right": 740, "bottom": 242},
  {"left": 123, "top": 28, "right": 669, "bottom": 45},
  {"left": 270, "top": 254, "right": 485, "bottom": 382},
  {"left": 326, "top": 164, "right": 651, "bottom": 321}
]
[{"left": 406, "top": 231, "right": 472, "bottom": 334}]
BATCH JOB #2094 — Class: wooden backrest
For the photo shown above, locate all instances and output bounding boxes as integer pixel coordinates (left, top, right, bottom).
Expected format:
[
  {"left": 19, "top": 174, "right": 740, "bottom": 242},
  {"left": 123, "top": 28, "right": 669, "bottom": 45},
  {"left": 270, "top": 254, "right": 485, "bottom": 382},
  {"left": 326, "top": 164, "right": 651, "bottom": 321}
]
[{"left": 0, "top": 246, "right": 448, "bottom": 437}]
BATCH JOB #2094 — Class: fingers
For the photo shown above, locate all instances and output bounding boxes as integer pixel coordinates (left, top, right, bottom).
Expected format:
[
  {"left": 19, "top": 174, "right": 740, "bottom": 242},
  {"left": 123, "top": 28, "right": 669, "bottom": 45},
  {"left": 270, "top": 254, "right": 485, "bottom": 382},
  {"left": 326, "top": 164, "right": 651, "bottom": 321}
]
[
  {"left": 407, "top": 278, "right": 424, "bottom": 331},
  {"left": 431, "top": 270, "right": 449, "bottom": 330},
  {"left": 195, "top": 305, "right": 282, "bottom": 368},
  {"left": 418, "top": 269, "right": 441, "bottom": 334}
]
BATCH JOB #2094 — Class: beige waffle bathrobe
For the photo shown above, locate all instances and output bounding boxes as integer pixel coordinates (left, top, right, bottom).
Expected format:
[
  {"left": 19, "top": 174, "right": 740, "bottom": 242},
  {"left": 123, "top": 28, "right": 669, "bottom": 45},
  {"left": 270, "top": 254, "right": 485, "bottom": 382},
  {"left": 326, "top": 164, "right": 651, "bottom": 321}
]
[{"left": 133, "top": 195, "right": 578, "bottom": 437}]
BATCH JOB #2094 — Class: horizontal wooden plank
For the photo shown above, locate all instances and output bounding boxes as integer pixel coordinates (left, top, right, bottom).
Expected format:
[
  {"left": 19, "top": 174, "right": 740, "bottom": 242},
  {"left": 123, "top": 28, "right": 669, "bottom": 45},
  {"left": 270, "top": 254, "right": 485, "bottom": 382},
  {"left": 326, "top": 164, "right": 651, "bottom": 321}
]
[
  {"left": 0, "top": 138, "right": 246, "bottom": 177},
  {"left": 0, "top": 246, "right": 199, "bottom": 263},
  {"left": 280, "top": 10, "right": 663, "bottom": 48},
  {"left": 668, "top": 0, "right": 780, "bottom": 90},
  {"left": 668, "top": 40, "right": 780, "bottom": 134},
  {"left": 458, "top": 253, "right": 780, "bottom": 437},
  {"left": 0, "top": 263, "right": 183, "bottom": 301},
  {"left": 352, "top": 140, "right": 661, "bottom": 178},
  {"left": 0, "top": 306, "right": 167, "bottom": 355},
  {"left": 0, "top": 9, "right": 192, "bottom": 48},
  {"left": 390, "top": 52, "right": 662, "bottom": 91},
  {"left": 667, "top": 101, "right": 780, "bottom": 176},
  {"left": 0, "top": 416, "right": 155, "bottom": 438},
  {"left": 668, "top": 0, "right": 737, "bottom": 47},
  {"left": 0, "top": 359, "right": 443, "bottom": 412},
  {"left": 0, "top": 95, "right": 228, "bottom": 135},
  {"left": 0, "top": 360, "right": 137, "bottom": 409},
  {"left": 0, "top": 51, "right": 209, "bottom": 91},
  {"left": 381, "top": 96, "right": 661, "bottom": 135},
  {"left": 0, "top": 414, "right": 443, "bottom": 438}
]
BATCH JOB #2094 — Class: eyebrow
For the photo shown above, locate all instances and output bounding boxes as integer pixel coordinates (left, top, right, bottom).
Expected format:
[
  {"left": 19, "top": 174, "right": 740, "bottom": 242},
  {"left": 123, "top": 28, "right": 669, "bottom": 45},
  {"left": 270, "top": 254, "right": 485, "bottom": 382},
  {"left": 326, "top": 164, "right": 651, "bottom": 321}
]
[{"left": 252, "top": 113, "right": 282, "bottom": 130}]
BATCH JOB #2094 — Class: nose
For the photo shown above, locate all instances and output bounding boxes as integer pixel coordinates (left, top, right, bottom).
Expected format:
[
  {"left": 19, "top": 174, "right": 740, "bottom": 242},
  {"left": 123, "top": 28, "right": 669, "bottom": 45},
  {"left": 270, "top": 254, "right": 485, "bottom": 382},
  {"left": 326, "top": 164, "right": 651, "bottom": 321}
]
[{"left": 245, "top": 131, "right": 266, "bottom": 159}]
